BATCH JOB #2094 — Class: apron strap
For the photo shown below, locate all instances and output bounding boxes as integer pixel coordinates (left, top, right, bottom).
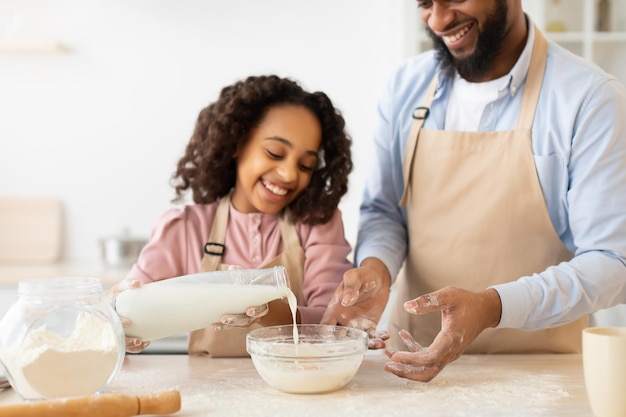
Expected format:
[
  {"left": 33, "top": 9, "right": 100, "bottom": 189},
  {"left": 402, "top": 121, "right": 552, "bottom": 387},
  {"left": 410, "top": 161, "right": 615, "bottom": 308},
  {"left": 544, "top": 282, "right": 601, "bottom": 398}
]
[
  {"left": 277, "top": 212, "right": 305, "bottom": 304},
  {"left": 278, "top": 213, "right": 300, "bottom": 250},
  {"left": 400, "top": 76, "right": 438, "bottom": 207},
  {"left": 199, "top": 192, "right": 231, "bottom": 272},
  {"left": 517, "top": 25, "right": 548, "bottom": 131}
]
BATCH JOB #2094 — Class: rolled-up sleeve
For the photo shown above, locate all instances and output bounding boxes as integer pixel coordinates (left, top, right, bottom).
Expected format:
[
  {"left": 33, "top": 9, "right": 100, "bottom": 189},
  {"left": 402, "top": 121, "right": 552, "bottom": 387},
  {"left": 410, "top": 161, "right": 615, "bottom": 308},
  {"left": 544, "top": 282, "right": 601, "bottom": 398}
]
[{"left": 494, "top": 76, "right": 626, "bottom": 329}]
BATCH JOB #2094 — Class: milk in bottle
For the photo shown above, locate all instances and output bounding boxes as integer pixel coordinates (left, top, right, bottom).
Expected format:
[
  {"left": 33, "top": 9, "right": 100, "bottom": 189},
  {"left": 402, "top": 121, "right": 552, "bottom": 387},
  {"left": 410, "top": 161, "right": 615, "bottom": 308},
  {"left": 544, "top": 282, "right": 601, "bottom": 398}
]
[{"left": 115, "top": 266, "right": 295, "bottom": 341}]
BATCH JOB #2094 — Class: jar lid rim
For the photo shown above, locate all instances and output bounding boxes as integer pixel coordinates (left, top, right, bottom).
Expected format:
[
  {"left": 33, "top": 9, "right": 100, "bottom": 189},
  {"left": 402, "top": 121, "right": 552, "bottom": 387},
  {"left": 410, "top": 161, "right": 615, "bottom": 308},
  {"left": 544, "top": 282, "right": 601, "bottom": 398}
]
[{"left": 18, "top": 277, "right": 103, "bottom": 297}]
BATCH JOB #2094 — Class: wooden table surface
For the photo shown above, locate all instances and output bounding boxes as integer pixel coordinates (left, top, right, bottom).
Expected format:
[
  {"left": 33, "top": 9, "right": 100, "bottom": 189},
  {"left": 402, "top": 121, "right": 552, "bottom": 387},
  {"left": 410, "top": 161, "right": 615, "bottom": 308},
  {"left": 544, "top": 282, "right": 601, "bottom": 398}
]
[{"left": 0, "top": 352, "right": 592, "bottom": 416}]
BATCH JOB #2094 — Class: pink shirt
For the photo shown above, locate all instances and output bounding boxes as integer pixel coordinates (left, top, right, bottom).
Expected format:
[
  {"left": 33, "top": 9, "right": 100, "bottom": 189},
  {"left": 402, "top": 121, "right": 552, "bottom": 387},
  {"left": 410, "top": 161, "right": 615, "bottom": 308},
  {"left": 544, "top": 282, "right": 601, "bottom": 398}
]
[{"left": 127, "top": 203, "right": 353, "bottom": 323}]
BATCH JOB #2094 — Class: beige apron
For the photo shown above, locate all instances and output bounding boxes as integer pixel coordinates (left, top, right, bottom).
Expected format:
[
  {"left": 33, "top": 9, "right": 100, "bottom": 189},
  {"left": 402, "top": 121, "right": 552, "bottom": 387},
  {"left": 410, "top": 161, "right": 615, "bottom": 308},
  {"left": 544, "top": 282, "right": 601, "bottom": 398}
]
[
  {"left": 391, "top": 27, "right": 586, "bottom": 354},
  {"left": 188, "top": 193, "right": 305, "bottom": 357}
]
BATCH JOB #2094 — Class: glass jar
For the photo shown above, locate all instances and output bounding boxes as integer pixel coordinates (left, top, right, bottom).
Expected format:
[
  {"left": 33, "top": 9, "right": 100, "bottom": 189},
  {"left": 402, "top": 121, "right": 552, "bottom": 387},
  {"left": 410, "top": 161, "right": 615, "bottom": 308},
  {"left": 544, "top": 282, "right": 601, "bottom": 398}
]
[{"left": 0, "top": 277, "right": 125, "bottom": 400}]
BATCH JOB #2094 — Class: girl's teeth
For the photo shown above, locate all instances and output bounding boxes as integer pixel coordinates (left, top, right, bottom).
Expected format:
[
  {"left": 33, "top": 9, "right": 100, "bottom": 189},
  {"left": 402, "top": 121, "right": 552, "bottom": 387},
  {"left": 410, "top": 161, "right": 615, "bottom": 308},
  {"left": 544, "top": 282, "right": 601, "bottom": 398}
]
[{"left": 264, "top": 182, "right": 287, "bottom": 196}]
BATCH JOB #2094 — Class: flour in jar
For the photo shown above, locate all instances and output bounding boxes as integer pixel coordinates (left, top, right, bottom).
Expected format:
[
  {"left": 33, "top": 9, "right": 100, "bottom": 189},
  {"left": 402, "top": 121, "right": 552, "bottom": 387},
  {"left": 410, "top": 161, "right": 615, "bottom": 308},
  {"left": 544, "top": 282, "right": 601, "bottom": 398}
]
[{"left": 2, "top": 311, "right": 121, "bottom": 399}]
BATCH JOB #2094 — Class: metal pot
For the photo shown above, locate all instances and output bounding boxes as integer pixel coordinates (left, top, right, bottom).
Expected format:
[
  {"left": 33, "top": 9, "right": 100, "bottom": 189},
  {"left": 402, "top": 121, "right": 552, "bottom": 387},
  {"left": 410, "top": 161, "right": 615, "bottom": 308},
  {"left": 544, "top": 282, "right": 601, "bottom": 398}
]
[{"left": 99, "top": 231, "right": 147, "bottom": 268}]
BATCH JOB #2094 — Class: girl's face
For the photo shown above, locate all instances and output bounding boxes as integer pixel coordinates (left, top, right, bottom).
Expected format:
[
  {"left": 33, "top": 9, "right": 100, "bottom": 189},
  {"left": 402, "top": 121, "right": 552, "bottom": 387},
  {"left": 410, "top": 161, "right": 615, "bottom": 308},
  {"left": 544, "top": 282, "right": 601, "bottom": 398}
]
[{"left": 231, "top": 105, "right": 321, "bottom": 215}]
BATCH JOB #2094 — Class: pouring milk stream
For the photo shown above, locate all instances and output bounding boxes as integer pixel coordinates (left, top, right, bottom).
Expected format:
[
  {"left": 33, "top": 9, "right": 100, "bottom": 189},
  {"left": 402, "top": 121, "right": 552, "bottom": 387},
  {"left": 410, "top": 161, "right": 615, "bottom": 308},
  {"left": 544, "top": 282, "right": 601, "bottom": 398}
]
[{"left": 114, "top": 266, "right": 300, "bottom": 344}]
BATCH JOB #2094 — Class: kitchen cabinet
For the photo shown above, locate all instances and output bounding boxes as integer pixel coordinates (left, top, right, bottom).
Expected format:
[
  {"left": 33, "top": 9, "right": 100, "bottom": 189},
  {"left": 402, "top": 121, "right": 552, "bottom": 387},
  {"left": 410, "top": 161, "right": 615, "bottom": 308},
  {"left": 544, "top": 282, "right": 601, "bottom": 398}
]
[{"left": 409, "top": 0, "right": 626, "bottom": 84}]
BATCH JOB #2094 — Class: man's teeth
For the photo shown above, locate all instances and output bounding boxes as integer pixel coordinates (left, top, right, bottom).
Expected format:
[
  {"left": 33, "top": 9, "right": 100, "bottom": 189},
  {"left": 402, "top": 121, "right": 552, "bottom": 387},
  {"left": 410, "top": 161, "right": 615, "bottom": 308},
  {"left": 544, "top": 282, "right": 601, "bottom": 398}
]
[
  {"left": 264, "top": 182, "right": 287, "bottom": 196},
  {"left": 443, "top": 24, "right": 471, "bottom": 43}
]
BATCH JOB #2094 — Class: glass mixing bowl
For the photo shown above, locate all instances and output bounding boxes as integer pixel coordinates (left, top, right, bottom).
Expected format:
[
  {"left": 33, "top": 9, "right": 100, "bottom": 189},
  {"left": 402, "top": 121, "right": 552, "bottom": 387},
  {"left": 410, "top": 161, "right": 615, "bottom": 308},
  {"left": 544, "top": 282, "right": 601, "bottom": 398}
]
[{"left": 246, "top": 324, "right": 368, "bottom": 394}]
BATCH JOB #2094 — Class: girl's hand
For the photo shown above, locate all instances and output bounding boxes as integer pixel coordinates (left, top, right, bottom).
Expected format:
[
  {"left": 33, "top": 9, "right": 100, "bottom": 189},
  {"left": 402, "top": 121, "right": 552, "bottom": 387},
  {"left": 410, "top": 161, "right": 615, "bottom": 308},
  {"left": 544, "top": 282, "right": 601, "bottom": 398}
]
[
  {"left": 106, "top": 279, "right": 151, "bottom": 353},
  {"left": 123, "top": 325, "right": 151, "bottom": 353},
  {"left": 211, "top": 303, "right": 269, "bottom": 330},
  {"left": 211, "top": 299, "right": 299, "bottom": 330}
]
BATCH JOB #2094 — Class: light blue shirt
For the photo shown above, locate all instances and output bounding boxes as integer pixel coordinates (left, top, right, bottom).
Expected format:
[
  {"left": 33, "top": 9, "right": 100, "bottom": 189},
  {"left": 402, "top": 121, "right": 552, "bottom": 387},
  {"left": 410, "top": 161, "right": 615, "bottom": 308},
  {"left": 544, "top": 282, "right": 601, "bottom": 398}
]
[{"left": 356, "top": 22, "right": 626, "bottom": 330}]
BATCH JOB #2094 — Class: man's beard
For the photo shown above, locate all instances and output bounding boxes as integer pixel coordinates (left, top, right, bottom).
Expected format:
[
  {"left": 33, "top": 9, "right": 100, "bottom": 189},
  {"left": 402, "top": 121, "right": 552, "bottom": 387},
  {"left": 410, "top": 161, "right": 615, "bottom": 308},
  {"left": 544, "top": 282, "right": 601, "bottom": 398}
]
[{"left": 427, "top": 1, "right": 508, "bottom": 81}]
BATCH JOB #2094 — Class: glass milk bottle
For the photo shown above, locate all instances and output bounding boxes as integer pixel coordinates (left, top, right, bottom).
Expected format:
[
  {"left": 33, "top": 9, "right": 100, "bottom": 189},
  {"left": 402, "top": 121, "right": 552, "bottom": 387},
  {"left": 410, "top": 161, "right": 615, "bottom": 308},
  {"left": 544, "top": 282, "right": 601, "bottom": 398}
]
[
  {"left": 0, "top": 277, "right": 126, "bottom": 400},
  {"left": 114, "top": 266, "right": 295, "bottom": 341}
]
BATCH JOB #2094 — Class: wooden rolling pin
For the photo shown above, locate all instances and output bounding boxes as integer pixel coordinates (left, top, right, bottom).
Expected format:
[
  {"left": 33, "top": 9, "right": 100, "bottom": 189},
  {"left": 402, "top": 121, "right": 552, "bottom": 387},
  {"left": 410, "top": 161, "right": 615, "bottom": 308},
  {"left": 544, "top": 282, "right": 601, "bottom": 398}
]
[{"left": 0, "top": 390, "right": 181, "bottom": 417}]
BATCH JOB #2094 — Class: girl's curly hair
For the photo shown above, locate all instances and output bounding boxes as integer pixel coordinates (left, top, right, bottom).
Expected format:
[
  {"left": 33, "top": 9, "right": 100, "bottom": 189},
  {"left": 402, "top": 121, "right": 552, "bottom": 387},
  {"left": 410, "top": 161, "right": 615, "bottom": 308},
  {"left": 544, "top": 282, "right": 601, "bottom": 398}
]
[{"left": 171, "top": 75, "right": 352, "bottom": 225}]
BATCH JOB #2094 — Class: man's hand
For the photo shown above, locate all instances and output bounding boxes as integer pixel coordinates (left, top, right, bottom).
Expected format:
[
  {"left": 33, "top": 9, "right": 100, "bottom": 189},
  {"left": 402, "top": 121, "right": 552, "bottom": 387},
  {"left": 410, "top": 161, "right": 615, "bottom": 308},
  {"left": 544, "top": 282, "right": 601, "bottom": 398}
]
[
  {"left": 321, "top": 257, "right": 392, "bottom": 349},
  {"left": 384, "top": 287, "right": 502, "bottom": 381}
]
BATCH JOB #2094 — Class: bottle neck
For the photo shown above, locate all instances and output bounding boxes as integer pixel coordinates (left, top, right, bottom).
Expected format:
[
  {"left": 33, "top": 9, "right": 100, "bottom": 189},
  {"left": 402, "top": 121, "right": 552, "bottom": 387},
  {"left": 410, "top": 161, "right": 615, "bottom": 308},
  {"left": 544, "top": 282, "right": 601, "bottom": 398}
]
[{"left": 272, "top": 266, "right": 289, "bottom": 289}]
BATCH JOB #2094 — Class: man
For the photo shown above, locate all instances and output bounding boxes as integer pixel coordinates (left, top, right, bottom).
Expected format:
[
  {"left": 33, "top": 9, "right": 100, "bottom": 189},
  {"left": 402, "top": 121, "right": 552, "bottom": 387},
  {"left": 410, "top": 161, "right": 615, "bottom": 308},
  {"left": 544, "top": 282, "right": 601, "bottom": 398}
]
[{"left": 322, "top": 0, "right": 626, "bottom": 382}]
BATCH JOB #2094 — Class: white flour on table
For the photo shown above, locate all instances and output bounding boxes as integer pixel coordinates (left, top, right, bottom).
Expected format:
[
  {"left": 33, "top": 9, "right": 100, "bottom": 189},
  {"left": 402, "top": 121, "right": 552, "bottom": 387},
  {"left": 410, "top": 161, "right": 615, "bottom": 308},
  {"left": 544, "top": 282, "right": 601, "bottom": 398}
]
[{"left": 110, "top": 354, "right": 573, "bottom": 417}]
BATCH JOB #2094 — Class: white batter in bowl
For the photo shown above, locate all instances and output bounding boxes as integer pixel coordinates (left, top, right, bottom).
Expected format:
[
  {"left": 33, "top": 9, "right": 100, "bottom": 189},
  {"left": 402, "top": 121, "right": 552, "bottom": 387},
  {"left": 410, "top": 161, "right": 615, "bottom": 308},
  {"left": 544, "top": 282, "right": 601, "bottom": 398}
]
[{"left": 246, "top": 324, "right": 368, "bottom": 394}]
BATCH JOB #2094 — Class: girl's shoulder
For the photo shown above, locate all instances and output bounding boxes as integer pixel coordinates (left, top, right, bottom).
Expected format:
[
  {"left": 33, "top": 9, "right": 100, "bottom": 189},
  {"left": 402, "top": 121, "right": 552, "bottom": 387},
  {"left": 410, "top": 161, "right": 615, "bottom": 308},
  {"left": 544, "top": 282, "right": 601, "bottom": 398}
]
[
  {"left": 152, "top": 203, "right": 220, "bottom": 237},
  {"left": 293, "top": 208, "right": 348, "bottom": 243}
]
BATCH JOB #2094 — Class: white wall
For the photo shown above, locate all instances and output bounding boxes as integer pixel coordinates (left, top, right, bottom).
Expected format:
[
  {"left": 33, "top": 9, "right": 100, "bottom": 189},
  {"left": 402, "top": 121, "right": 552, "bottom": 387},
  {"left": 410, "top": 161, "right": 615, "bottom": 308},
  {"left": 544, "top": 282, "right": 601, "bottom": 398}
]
[{"left": 0, "top": 0, "right": 415, "bottom": 262}]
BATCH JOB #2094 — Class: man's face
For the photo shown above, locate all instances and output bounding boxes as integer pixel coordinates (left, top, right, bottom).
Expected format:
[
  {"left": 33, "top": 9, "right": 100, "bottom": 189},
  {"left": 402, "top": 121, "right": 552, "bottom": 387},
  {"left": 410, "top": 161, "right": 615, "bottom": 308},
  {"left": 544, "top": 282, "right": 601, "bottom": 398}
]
[{"left": 419, "top": 0, "right": 509, "bottom": 80}]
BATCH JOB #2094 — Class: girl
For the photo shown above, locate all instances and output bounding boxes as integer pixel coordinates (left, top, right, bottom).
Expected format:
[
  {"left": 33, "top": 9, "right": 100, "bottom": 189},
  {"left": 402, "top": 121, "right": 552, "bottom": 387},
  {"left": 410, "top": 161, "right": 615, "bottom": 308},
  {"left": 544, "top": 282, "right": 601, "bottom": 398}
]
[{"left": 113, "top": 75, "right": 353, "bottom": 356}]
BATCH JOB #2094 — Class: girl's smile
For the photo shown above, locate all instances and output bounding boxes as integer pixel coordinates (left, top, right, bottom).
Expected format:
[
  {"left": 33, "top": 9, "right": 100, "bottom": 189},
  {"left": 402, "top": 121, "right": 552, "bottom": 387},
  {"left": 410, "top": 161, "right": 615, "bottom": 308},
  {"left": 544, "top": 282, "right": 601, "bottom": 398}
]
[{"left": 262, "top": 179, "right": 289, "bottom": 196}]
